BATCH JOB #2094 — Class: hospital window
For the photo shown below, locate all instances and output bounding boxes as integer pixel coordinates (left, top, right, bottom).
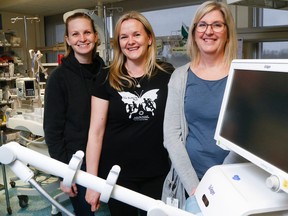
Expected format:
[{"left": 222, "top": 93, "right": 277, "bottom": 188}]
[{"left": 260, "top": 8, "right": 288, "bottom": 59}]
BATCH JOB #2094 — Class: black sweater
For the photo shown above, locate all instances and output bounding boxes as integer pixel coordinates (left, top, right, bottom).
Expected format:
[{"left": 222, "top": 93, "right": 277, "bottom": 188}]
[{"left": 44, "top": 51, "right": 104, "bottom": 164}]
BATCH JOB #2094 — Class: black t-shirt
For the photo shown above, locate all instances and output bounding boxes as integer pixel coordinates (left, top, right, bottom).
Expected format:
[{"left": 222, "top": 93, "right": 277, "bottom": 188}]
[{"left": 92, "top": 65, "right": 173, "bottom": 179}]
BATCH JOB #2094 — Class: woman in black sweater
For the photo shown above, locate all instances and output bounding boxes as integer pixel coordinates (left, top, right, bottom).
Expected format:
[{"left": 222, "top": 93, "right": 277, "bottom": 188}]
[{"left": 44, "top": 11, "right": 106, "bottom": 215}]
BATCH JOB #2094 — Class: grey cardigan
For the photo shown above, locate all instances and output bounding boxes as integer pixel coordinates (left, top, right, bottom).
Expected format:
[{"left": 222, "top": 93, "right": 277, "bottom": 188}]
[{"left": 163, "top": 63, "right": 241, "bottom": 195}]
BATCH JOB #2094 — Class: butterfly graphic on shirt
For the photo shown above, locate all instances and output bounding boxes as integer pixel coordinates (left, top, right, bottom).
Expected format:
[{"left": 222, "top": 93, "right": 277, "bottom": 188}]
[{"left": 118, "top": 89, "right": 159, "bottom": 119}]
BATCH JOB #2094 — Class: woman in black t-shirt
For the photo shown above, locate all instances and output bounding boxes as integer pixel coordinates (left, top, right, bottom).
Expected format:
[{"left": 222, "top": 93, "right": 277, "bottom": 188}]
[{"left": 85, "top": 11, "right": 174, "bottom": 216}]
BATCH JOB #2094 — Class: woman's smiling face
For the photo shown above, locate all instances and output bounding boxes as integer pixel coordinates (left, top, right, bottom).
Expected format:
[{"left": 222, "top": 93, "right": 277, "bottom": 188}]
[
  {"left": 194, "top": 10, "right": 228, "bottom": 57},
  {"left": 119, "top": 18, "right": 152, "bottom": 64},
  {"left": 65, "top": 17, "right": 98, "bottom": 63}
]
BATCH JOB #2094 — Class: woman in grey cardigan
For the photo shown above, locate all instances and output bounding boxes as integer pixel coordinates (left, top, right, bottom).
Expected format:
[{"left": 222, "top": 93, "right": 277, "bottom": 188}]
[{"left": 162, "top": 1, "right": 240, "bottom": 208}]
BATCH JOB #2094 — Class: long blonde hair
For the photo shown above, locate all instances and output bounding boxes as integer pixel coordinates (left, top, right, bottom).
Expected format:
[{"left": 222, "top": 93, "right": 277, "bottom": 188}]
[
  {"left": 187, "top": 1, "right": 237, "bottom": 68},
  {"left": 109, "top": 11, "right": 163, "bottom": 91}
]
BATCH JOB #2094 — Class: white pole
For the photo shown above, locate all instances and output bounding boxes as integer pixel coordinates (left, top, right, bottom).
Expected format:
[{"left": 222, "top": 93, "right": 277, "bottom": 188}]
[{"left": 0, "top": 142, "right": 194, "bottom": 216}]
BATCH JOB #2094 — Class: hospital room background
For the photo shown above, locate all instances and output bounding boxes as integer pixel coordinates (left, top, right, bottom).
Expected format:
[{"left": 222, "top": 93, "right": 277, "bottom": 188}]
[{"left": 0, "top": 0, "right": 288, "bottom": 215}]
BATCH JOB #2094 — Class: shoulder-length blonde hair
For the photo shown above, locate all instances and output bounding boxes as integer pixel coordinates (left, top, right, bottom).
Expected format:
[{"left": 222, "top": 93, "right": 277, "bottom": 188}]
[
  {"left": 187, "top": 1, "right": 237, "bottom": 68},
  {"left": 109, "top": 11, "right": 162, "bottom": 91}
]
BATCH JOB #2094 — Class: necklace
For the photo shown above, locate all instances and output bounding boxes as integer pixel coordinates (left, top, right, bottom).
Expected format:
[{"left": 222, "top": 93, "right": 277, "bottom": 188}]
[
  {"left": 126, "top": 66, "right": 144, "bottom": 88},
  {"left": 134, "top": 77, "right": 142, "bottom": 88}
]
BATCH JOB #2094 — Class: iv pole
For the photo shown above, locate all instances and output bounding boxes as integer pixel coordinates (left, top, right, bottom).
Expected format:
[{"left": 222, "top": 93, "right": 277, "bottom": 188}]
[
  {"left": 11, "top": 16, "right": 40, "bottom": 75},
  {"left": 88, "top": 4, "right": 123, "bottom": 65}
]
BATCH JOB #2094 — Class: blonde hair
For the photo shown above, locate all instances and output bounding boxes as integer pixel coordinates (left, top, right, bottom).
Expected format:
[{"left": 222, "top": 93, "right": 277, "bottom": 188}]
[
  {"left": 109, "top": 11, "right": 163, "bottom": 91},
  {"left": 187, "top": 1, "right": 237, "bottom": 67},
  {"left": 64, "top": 12, "right": 98, "bottom": 57}
]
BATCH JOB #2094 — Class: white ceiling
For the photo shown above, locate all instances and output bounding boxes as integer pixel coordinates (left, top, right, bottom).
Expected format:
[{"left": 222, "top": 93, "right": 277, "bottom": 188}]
[
  {"left": 0, "top": 0, "right": 205, "bottom": 17},
  {"left": 1, "top": 0, "right": 287, "bottom": 17}
]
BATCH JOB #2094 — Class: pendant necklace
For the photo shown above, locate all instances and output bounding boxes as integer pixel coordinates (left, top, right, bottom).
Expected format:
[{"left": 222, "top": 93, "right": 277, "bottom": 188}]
[
  {"left": 135, "top": 77, "right": 141, "bottom": 88},
  {"left": 126, "top": 64, "right": 144, "bottom": 88}
]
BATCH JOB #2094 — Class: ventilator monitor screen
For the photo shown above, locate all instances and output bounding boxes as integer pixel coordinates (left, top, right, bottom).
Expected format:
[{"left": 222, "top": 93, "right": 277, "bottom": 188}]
[
  {"left": 214, "top": 59, "right": 288, "bottom": 193},
  {"left": 24, "top": 80, "right": 35, "bottom": 97}
]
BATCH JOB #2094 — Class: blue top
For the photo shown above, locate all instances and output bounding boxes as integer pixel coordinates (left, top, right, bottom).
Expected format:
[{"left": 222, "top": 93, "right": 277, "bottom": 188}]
[{"left": 184, "top": 68, "right": 229, "bottom": 179}]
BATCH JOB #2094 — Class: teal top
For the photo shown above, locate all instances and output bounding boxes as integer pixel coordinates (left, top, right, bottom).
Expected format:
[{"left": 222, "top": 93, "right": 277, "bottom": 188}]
[{"left": 185, "top": 68, "right": 229, "bottom": 179}]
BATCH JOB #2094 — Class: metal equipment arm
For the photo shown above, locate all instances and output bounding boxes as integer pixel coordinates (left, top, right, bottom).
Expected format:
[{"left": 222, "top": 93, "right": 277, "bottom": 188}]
[{"left": 0, "top": 142, "right": 194, "bottom": 216}]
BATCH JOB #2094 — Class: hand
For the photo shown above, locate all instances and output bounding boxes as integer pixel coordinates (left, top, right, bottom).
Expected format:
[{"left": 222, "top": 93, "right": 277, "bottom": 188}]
[
  {"left": 190, "top": 188, "right": 196, "bottom": 196},
  {"left": 85, "top": 188, "right": 101, "bottom": 212},
  {"left": 60, "top": 181, "right": 78, "bottom": 197}
]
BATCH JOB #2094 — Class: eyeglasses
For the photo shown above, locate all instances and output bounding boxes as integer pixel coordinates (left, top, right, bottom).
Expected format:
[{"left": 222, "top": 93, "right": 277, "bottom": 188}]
[{"left": 195, "top": 22, "right": 226, "bottom": 33}]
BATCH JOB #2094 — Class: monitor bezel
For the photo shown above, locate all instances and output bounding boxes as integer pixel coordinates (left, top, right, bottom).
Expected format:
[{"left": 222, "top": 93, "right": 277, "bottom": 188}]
[{"left": 214, "top": 59, "right": 288, "bottom": 193}]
